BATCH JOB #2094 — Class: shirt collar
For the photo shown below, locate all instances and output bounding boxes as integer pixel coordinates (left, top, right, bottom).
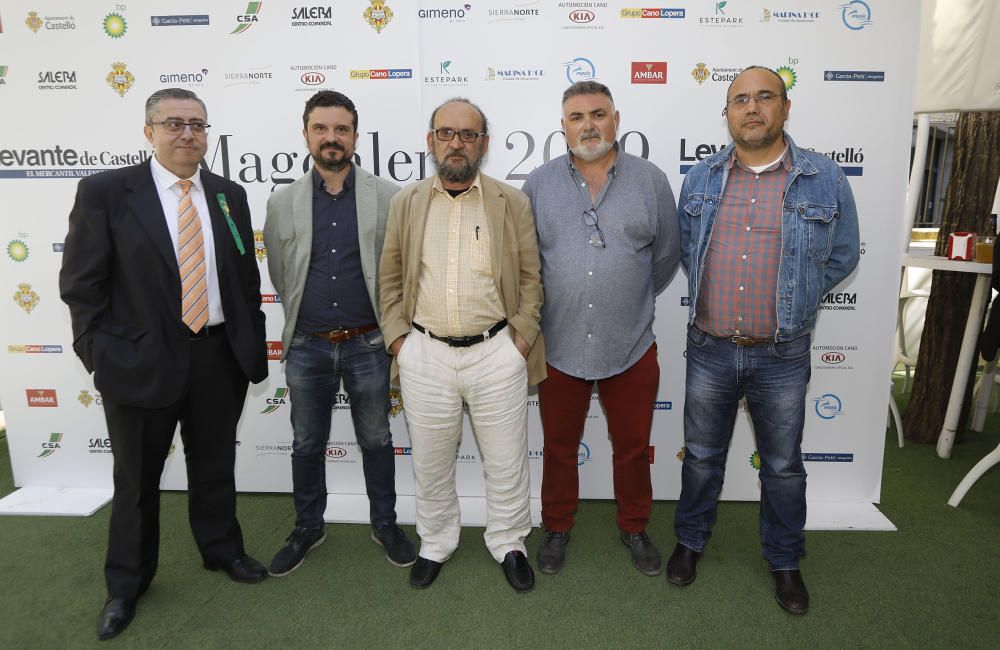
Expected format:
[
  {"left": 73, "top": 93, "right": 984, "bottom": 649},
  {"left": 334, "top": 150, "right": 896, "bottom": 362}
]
[
  {"left": 728, "top": 145, "right": 793, "bottom": 173},
  {"left": 311, "top": 163, "right": 355, "bottom": 195},
  {"left": 150, "top": 154, "right": 203, "bottom": 194},
  {"left": 432, "top": 171, "right": 482, "bottom": 196}
]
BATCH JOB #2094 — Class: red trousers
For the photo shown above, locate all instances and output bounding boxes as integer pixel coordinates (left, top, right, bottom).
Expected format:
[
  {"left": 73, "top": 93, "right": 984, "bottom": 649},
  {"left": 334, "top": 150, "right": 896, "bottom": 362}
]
[{"left": 538, "top": 344, "right": 659, "bottom": 533}]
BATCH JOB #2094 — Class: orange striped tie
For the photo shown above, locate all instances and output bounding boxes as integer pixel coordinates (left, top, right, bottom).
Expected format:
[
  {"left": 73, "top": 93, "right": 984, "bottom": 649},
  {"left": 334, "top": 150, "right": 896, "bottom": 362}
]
[{"left": 176, "top": 180, "right": 208, "bottom": 333}]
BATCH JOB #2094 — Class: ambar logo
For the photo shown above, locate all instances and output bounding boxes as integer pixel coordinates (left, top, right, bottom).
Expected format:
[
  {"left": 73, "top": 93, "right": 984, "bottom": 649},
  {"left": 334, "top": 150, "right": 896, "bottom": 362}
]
[
  {"left": 26, "top": 388, "right": 58, "bottom": 407},
  {"left": 266, "top": 341, "right": 283, "bottom": 360},
  {"left": 632, "top": 62, "right": 666, "bottom": 84}
]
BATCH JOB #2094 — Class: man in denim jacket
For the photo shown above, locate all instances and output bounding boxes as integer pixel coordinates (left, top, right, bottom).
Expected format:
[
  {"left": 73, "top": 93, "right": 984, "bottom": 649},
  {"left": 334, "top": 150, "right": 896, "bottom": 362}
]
[{"left": 669, "top": 66, "right": 860, "bottom": 614}]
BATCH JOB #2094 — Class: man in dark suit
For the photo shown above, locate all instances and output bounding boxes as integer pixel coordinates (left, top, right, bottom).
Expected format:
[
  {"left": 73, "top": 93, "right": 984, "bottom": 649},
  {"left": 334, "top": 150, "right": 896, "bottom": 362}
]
[{"left": 59, "top": 88, "right": 269, "bottom": 641}]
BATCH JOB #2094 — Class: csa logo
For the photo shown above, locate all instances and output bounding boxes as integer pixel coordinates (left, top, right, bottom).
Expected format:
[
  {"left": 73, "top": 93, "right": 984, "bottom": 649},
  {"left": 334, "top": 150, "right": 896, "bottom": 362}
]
[
  {"left": 814, "top": 393, "right": 843, "bottom": 420},
  {"left": 253, "top": 229, "right": 267, "bottom": 261},
  {"left": 106, "top": 62, "right": 134, "bottom": 97},
  {"left": 27, "top": 388, "right": 58, "bottom": 407},
  {"left": 749, "top": 450, "right": 761, "bottom": 470},
  {"left": 26, "top": 11, "right": 43, "bottom": 32},
  {"left": 232, "top": 2, "right": 263, "bottom": 34},
  {"left": 577, "top": 441, "right": 591, "bottom": 466},
  {"left": 364, "top": 1, "right": 393, "bottom": 33},
  {"left": 7, "top": 239, "right": 29, "bottom": 262},
  {"left": 776, "top": 65, "right": 797, "bottom": 91},
  {"left": 14, "top": 283, "right": 39, "bottom": 313},
  {"left": 102, "top": 12, "right": 127, "bottom": 39},
  {"left": 38, "top": 433, "right": 63, "bottom": 458},
  {"left": 261, "top": 387, "right": 288, "bottom": 414}
]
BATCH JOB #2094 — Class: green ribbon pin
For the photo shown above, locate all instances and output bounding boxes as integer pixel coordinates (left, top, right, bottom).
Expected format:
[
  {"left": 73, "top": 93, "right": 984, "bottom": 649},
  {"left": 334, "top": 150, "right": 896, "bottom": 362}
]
[{"left": 216, "top": 193, "right": 246, "bottom": 256}]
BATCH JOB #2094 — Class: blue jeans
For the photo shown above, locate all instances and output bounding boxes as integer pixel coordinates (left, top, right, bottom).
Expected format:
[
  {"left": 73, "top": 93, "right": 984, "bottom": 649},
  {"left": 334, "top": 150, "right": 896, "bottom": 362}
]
[
  {"left": 674, "top": 325, "right": 810, "bottom": 570},
  {"left": 284, "top": 328, "right": 396, "bottom": 530}
]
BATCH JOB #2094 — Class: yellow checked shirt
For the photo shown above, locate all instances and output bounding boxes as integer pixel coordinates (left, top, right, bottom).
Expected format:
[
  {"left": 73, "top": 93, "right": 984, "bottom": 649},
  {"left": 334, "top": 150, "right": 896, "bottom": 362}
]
[{"left": 413, "top": 174, "right": 506, "bottom": 337}]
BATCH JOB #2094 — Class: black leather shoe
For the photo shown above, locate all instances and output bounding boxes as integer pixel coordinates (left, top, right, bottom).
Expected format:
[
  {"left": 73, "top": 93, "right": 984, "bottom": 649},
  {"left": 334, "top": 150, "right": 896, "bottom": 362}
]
[
  {"left": 97, "top": 597, "right": 136, "bottom": 641},
  {"left": 372, "top": 523, "right": 417, "bottom": 568},
  {"left": 409, "top": 556, "right": 442, "bottom": 589},
  {"left": 620, "top": 530, "right": 662, "bottom": 576},
  {"left": 501, "top": 550, "right": 535, "bottom": 592},
  {"left": 205, "top": 555, "right": 268, "bottom": 583},
  {"left": 666, "top": 543, "right": 702, "bottom": 586},
  {"left": 773, "top": 569, "right": 810, "bottom": 614},
  {"left": 269, "top": 526, "right": 326, "bottom": 577},
  {"left": 537, "top": 530, "right": 570, "bottom": 575}
]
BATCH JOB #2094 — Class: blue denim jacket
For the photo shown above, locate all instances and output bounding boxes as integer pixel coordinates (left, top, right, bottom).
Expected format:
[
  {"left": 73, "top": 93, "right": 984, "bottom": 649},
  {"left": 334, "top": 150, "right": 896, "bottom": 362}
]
[{"left": 678, "top": 132, "right": 860, "bottom": 342}]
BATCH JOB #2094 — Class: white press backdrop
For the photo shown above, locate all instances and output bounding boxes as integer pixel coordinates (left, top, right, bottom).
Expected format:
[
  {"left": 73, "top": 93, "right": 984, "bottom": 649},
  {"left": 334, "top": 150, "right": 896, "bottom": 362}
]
[{"left": 0, "top": 1, "right": 919, "bottom": 523}]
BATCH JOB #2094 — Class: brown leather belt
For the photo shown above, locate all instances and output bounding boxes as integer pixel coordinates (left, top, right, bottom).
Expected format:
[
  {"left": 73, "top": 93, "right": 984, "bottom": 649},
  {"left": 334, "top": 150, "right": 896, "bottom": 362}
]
[
  {"left": 729, "top": 335, "right": 773, "bottom": 347},
  {"left": 312, "top": 323, "right": 378, "bottom": 343}
]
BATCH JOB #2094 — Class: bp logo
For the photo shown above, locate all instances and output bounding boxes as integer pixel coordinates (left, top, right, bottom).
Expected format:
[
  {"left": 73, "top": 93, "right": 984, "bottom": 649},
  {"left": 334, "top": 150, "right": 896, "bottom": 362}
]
[
  {"left": 749, "top": 450, "right": 761, "bottom": 470},
  {"left": 364, "top": 1, "right": 393, "bottom": 33},
  {"left": 253, "top": 230, "right": 267, "bottom": 261},
  {"left": 776, "top": 65, "right": 797, "bottom": 91},
  {"left": 103, "top": 12, "right": 127, "bottom": 38},
  {"left": 261, "top": 387, "right": 288, "bottom": 414},
  {"left": 814, "top": 393, "right": 843, "bottom": 420},
  {"left": 577, "top": 442, "right": 591, "bottom": 466},
  {"left": 676, "top": 446, "right": 686, "bottom": 462},
  {"left": 692, "top": 63, "right": 709, "bottom": 85},
  {"left": 7, "top": 240, "right": 29, "bottom": 262},
  {"left": 38, "top": 433, "right": 63, "bottom": 458},
  {"left": 14, "top": 283, "right": 39, "bottom": 313},
  {"left": 106, "top": 62, "right": 134, "bottom": 97}
]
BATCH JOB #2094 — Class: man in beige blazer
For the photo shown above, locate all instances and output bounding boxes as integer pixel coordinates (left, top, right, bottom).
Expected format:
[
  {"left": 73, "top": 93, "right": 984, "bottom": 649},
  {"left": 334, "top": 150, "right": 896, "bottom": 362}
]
[{"left": 379, "top": 98, "right": 544, "bottom": 592}]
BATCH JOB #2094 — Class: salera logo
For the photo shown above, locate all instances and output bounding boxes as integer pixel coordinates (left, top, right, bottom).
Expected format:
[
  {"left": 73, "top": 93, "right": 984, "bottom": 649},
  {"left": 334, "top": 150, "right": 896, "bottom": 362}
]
[{"left": 27, "top": 388, "right": 58, "bottom": 407}]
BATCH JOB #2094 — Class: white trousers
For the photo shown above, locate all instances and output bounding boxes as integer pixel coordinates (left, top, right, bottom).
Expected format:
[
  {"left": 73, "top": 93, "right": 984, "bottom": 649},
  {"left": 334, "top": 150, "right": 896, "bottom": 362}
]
[{"left": 397, "top": 325, "right": 531, "bottom": 563}]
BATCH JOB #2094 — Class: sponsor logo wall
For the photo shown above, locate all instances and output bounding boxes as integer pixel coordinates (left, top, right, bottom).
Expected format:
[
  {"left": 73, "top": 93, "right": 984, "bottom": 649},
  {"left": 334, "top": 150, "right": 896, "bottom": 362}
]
[{"left": 0, "top": 1, "right": 919, "bottom": 514}]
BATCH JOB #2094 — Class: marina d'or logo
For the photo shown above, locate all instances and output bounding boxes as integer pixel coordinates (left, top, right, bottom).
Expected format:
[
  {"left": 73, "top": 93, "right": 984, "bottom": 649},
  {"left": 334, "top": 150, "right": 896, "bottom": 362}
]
[
  {"left": 103, "top": 12, "right": 126, "bottom": 38},
  {"left": 7, "top": 239, "right": 29, "bottom": 262},
  {"left": 364, "top": 1, "right": 393, "bottom": 32},
  {"left": 776, "top": 65, "right": 797, "bottom": 91},
  {"left": 14, "top": 283, "right": 39, "bottom": 313},
  {"left": 814, "top": 393, "right": 843, "bottom": 420},
  {"left": 38, "top": 433, "right": 63, "bottom": 458},
  {"left": 107, "top": 62, "right": 134, "bottom": 97},
  {"left": 232, "top": 1, "right": 263, "bottom": 34}
]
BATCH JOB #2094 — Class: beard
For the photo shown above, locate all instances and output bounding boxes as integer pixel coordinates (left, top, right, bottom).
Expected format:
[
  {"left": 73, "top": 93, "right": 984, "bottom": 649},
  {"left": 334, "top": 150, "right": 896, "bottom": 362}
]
[
  {"left": 569, "top": 127, "right": 615, "bottom": 163},
  {"left": 312, "top": 142, "right": 351, "bottom": 172},
  {"left": 430, "top": 149, "right": 482, "bottom": 185},
  {"left": 730, "top": 118, "right": 783, "bottom": 151}
]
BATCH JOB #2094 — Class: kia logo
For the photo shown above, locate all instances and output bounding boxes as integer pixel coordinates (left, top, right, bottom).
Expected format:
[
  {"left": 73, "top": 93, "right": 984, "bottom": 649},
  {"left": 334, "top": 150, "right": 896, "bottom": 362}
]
[
  {"left": 821, "top": 352, "right": 845, "bottom": 364},
  {"left": 569, "top": 10, "right": 594, "bottom": 23},
  {"left": 325, "top": 446, "right": 346, "bottom": 458},
  {"left": 301, "top": 72, "right": 325, "bottom": 85}
]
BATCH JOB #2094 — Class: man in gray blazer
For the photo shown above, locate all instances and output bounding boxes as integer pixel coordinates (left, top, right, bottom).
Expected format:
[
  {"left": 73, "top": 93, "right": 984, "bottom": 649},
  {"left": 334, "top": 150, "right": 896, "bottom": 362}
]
[{"left": 263, "top": 91, "right": 414, "bottom": 576}]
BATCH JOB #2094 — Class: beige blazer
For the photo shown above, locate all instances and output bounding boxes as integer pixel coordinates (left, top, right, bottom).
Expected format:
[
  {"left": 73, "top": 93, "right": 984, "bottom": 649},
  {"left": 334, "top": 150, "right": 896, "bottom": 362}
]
[{"left": 379, "top": 173, "right": 546, "bottom": 385}]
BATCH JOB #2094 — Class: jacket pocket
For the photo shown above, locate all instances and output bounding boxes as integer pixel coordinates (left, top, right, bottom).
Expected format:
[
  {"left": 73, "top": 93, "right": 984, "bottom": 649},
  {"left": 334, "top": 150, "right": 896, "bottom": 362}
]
[{"left": 797, "top": 203, "right": 837, "bottom": 261}]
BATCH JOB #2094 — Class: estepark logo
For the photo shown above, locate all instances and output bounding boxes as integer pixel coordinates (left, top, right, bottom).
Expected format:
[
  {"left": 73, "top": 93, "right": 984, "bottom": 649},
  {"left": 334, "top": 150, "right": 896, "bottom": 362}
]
[
  {"left": 291, "top": 6, "right": 332, "bottom": 27},
  {"left": 631, "top": 62, "right": 666, "bottom": 84},
  {"left": 620, "top": 8, "right": 685, "bottom": 19},
  {"left": 26, "top": 388, "right": 58, "bottom": 407},
  {"left": 266, "top": 341, "right": 283, "bottom": 360},
  {"left": 232, "top": 2, "right": 262, "bottom": 34},
  {"left": 261, "top": 387, "right": 288, "bottom": 413},
  {"left": 8, "top": 344, "right": 63, "bottom": 353},
  {"left": 424, "top": 60, "right": 470, "bottom": 87},
  {"left": 37, "top": 70, "right": 77, "bottom": 91},
  {"left": 813, "top": 393, "right": 844, "bottom": 420},
  {"left": 38, "top": 433, "right": 63, "bottom": 458},
  {"left": 349, "top": 68, "right": 413, "bottom": 80},
  {"left": 699, "top": 1, "right": 744, "bottom": 26}
]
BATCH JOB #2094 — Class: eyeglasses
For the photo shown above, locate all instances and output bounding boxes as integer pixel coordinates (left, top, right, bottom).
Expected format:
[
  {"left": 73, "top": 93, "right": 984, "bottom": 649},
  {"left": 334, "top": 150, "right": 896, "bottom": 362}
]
[
  {"left": 583, "top": 209, "right": 606, "bottom": 248},
  {"left": 722, "top": 91, "right": 783, "bottom": 115},
  {"left": 432, "top": 128, "right": 486, "bottom": 143},
  {"left": 147, "top": 119, "right": 211, "bottom": 135}
]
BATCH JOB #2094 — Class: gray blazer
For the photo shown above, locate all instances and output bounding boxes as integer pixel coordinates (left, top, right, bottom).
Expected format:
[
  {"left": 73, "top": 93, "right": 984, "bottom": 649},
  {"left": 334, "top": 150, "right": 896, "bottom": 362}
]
[{"left": 263, "top": 163, "right": 400, "bottom": 360}]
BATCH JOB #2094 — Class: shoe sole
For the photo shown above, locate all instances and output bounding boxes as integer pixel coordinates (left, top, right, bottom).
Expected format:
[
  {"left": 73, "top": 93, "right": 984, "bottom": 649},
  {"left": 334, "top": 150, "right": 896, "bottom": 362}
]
[
  {"left": 538, "top": 563, "right": 563, "bottom": 576},
  {"left": 267, "top": 533, "right": 327, "bottom": 578},
  {"left": 775, "top": 595, "right": 808, "bottom": 615},
  {"left": 371, "top": 532, "right": 417, "bottom": 568},
  {"left": 620, "top": 536, "right": 663, "bottom": 577},
  {"left": 667, "top": 572, "right": 696, "bottom": 586}
]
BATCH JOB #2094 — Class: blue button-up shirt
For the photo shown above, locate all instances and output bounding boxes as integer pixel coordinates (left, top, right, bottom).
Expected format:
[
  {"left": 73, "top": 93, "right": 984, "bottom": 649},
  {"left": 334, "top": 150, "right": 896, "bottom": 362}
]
[
  {"left": 295, "top": 166, "right": 376, "bottom": 332},
  {"left": 523, "top": 148, "right": 680, "bottom": 380}
]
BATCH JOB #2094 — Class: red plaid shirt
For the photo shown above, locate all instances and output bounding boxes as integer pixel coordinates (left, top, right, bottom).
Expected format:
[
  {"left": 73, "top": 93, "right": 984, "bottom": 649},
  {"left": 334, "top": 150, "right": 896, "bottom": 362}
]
[{"left": 695, "top": 149, "right": 791, "bottom": 339}]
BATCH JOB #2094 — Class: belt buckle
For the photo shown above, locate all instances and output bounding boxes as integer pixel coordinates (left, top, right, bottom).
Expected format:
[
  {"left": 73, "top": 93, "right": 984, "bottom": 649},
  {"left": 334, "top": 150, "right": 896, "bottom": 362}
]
[{"left": 730, "top": 335, "right": 754, "bottom": 346}]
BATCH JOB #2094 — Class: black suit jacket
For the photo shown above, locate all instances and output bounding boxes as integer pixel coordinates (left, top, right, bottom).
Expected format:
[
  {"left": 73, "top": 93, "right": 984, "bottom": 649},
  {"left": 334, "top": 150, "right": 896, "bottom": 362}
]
[{"left": 59, "top": 159, "right": 267, "bottom": 408}]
